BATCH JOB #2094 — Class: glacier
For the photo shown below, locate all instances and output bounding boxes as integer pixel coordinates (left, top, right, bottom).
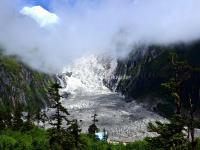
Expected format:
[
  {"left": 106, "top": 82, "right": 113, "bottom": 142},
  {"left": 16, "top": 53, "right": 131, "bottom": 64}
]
[{"left": 57, "top": 55, "right": 166, "bottom": 142}]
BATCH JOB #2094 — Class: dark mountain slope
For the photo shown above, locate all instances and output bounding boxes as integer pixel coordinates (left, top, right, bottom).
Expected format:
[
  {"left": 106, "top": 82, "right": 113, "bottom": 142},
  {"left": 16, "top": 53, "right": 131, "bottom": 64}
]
[
  {"left": 108, "top": 41, "right": 200, "bottom": 117},
  {"left": 0, "top": 50, "right": 53, "bottom": 110}
]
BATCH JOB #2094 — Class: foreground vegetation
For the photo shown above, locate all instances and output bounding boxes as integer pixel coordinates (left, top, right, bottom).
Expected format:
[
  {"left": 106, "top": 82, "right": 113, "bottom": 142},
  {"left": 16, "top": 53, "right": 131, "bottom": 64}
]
[
  {"left": 0, "top": 128, "right": 149, "bottom": 150},
  {"left": 1, "top": 128, "right": 200, "bottom": 150}
]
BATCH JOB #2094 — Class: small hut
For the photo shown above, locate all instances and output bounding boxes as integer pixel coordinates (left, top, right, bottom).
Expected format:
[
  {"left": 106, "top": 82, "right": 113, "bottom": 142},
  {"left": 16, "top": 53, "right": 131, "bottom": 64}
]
[{"left": 95, "top": 129, "right": 108, "bottom": 141}]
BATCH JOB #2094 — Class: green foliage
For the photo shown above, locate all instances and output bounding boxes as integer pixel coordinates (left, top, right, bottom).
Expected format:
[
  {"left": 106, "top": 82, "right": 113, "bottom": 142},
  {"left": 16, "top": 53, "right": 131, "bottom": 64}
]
[
  {"left": 88, "top": 124, "right": 98, "bottom": 135},
  {"left": 0, "top": 129, "right": 150, "bottom": 150},
  {"left": 80, "top": 134, "right": 149, "bottom": 150},
  {"left": 0, "top": 128, "right": 49, "bottom": 150},
  {"left": 1, "top": 56, "right": 21, "bottom": 73},
  {"left": 146, "top": 115, "right": 189, "bottom": 150},
  {"left": 22, "top": 111, "right": 35, "bottom": 132},
  {"left": 49, "top": 83, "right": 70, "bottom": 130},
  {"left": 0, "top": 51, "right": 53, "bottom": 110},
  {"left": 68, "top": 119, "right": 82, "bottom": 147},
  {"left": 1, "top": 127, "right": 200, "bottom": 150},
  {"left": 156, "top": 103, "right": 175, "bottom": 117},
  {"left": 48, "top": 82, "right": 82, "bottom": 150},
  {"left": 0, "top": 135, "right": 16, "bottom": 150},
  {"left": 48, "top": 128, "right": 76, "bottom": 150},
  {"left": 196, "top": 138, "right": 200, "bottom": 150},
  {"left": 88, "top": 114, "right": 99, "bottom": 135},
  {"left": 12, "top": 104, "right": 24, "bottom": 131},
  {"left": 125, "top": 141, "right": 149, "bottom": 150}
]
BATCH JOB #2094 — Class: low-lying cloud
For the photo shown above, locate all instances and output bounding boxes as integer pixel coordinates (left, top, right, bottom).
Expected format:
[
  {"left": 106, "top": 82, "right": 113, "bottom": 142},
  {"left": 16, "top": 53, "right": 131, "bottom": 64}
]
[{"left": 1, "top": 0, "right": 200, "bottom": 73}]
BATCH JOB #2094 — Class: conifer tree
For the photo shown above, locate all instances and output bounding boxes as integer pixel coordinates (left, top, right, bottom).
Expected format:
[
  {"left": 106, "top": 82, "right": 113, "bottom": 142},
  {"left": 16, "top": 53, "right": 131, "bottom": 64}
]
[
  {"left": 48, "top": 82, "right": 70, "bottom": 130},
  {"left": 12, "top": 103, "right": 23, "bottom": 130},
  {"left": 35, "top": 108, "right": 41, "bottom": 126},
  {"left": 146, "top": 53, "right": 191, "bottom": 149},
  {"left": 48, "top": 82, "right": 75, "bottom": 149},
  {"left": 22, "top": 108, "right": 34, "bottom": 131},
  {"left": 162, "top": 53, "right": 191, "bottom": 114},
  {"left": 88, "top": 114, "right": 98, "bottom": 135},
  {"left": 0, "top": 110, "right": 6, "bottom": 130},
  {"left": 4, "top": 111, "right": 12, "bottom": 129},
  {"left": 0, "top": 107, "right": 13, "bottom": 130},
  {"left": 187, "top": 95, "right": 197, "bottom": 150},
  {"left": 41, "top": 109, "right": 48, "bottom": 128},
  {"left": 146, "top": 115, "right": 188, "bottom": 149},
  {"left": 67, "top": 119, "right": 82, "bottom": 147}
]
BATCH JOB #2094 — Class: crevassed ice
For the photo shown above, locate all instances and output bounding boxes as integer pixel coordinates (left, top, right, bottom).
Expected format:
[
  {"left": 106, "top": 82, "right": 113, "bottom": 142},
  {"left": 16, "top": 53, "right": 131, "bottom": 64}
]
[{"left": 62, "top": 55, "right": 117, "bottom": 95}]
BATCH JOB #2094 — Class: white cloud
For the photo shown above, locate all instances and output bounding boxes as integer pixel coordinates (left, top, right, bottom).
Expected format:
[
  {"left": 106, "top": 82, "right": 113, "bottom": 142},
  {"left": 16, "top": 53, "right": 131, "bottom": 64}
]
[
  {"left": 20, "top": 6, "right": 59, "bottom": 27},
  {"left": 0, "top": 0, "right": 200, "bottom": 73}
]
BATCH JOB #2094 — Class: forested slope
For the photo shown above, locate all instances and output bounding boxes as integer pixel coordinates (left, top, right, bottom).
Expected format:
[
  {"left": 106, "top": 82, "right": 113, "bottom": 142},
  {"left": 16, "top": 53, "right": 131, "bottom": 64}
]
[
  {"left": 0, "top": 50, "right": 53, "bottom": 110},
  {"left": 108, "top": 41, "right": 200, "bottom": 117}
]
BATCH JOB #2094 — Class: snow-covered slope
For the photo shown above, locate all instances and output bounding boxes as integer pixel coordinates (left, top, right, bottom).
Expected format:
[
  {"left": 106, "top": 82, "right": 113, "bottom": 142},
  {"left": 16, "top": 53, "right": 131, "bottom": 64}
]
[{"left": 60, "top": 55, "right": 117, "bottom": 95}]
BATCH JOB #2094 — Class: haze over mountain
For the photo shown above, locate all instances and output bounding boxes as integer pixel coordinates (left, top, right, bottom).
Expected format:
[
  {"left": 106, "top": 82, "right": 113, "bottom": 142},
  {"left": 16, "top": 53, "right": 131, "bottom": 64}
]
[{"left": 1, "top": 0, "right": 200, "bottom": 72}]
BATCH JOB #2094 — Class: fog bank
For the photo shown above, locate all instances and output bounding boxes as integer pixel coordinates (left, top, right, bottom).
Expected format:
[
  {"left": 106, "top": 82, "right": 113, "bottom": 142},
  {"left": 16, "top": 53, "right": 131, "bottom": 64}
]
[{"left": 0, "top": 0, "right": 200, "bottom": 72}]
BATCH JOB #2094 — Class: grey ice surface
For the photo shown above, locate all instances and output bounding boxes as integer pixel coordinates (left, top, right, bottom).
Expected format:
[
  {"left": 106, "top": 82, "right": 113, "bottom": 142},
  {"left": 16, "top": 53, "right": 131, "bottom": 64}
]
[{"left": 62, "top": 93, "right": 166, "bottom": 142}]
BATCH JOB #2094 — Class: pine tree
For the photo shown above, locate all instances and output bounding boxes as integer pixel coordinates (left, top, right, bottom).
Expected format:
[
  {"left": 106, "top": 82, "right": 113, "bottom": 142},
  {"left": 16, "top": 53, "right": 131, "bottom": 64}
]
[
  {"left": 162, "top": 53, "right": 191, "bottom": 114},
  {"left": 35, "top": 108, "right": 41, "bottom": 126},
  {"left": 146, "top": 53, "right": 192, "bottom": 149},
  {"left": 167, "top": 53, "right": 199, "bottom": 150},
  {"left": 12, "top": 103, "right": 23, "bottom": 130},
  {"left": 41, "top": 109, "right": 48, "bottom": 128},
  {"left": 48, "top": 82, "right": 75, "bottom": 149},
  {"left": 0, "top": 107, "right": 13, "bottom": 130},
  {"left": 88, "top": 114, "right": 98, "bottom": 135},
  {"left": 67, "top": 119, "right": 82, "bottom": 147},
  {"left": 0, "top": 110, "right": 6, "bottom": 130},
  {"left": 187, "top": 95, "right": 197, "bottom": 150},
  {"left": 4, "top": 111, "right": 12, "bottom": 129},
  {"left": 48, "top": 82, "right": 70, "bottom": 130},
  {"left": 22, "top": 108, "right": 34, "bottom": 131},
  {"left": 34, "top": 108, "right": 48, "bottom": 128},
  {"left": 146, "top": 115, "right": 188, "bottom": 149}
]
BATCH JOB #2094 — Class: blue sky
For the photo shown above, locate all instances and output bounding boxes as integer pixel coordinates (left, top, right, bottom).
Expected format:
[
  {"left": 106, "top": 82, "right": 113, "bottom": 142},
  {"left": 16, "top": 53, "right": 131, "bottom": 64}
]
[
  {"left": 23, "top": 0, "right": 52, "bottom": 10},
  {"left": 22, "top": 0, "right": 98, "bottom": 11}
]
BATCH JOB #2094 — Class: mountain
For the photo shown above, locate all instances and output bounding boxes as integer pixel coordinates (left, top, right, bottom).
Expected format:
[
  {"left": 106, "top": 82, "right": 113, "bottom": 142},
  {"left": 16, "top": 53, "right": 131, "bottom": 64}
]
[
  {"left": 107, "top": 41, "right": 200, "bottom": 117},
  {"left": 0, "top": 49, "right": 53, "bottom": 110}
]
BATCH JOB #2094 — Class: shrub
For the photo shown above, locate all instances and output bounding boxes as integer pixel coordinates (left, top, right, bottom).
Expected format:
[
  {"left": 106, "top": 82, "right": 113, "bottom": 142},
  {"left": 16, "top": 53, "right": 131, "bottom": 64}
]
[{"left": 0, "top": 135, "right": 16, "bottom": 150}]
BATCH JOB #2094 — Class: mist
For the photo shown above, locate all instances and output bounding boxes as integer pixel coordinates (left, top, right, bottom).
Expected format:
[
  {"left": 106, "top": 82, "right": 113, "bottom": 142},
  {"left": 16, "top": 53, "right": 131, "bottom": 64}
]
[{"left": 1, "top": 0, "right": 200, "bottom": 73}]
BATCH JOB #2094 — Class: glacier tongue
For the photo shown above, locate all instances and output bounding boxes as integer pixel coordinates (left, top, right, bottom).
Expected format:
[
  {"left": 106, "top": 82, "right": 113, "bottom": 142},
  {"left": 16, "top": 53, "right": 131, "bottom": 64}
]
[
  {"left": 58, "top": 54, "right": 166, "bottom": 142},
  {"left": 61, "top": 55, "right": 117, "bottom": 95}
]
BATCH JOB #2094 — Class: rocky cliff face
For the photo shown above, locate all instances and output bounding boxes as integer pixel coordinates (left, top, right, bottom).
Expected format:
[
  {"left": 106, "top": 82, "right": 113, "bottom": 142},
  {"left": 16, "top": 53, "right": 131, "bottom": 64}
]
[
  {"left": 107, "top": 42, "right": 200, "bottom": 117},
  {"left": 107, "top": 45, "right": 168, "bottom": 97},
  {"left": 0, "top": 51, "right": 53, "bottom": 109}
]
